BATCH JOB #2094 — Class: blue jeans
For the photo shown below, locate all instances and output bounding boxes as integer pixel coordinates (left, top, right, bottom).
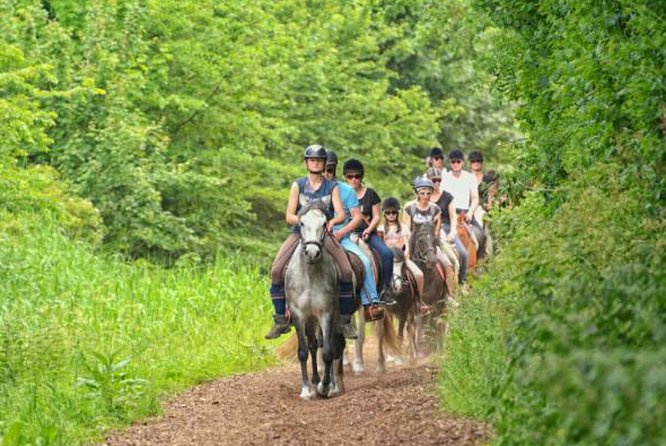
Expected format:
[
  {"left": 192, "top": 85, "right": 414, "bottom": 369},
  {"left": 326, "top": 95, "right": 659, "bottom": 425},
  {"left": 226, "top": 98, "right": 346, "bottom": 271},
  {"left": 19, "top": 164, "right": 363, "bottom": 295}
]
[
  {"left": 340, "top": 237, "right": 379, "bottom": 306},
  {"left": 366, "top": 232, "right": 394, "bottom": 293},
  {"left": 443, "top": 223, "right": 467, "bottom": 284}
]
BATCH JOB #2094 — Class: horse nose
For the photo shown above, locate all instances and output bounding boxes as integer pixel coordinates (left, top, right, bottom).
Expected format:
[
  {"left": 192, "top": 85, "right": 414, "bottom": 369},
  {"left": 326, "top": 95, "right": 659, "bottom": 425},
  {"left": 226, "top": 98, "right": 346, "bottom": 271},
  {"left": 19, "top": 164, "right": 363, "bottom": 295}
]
[{"left": 304, "top": 245, "right": 321, "bottom": 262}]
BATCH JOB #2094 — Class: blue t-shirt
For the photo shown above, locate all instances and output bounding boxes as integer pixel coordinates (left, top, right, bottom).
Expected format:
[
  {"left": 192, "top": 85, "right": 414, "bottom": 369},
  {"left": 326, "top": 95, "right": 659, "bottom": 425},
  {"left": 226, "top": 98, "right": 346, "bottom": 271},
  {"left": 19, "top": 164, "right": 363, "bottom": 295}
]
[{"left": 333, "top": 180, "right": 359, "bottom": 235}]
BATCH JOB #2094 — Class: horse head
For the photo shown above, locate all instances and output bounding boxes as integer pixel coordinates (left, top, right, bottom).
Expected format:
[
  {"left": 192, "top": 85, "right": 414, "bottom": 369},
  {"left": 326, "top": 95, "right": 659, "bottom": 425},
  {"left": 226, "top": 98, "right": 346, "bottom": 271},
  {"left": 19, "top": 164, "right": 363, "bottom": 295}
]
[
  {"left": 411, "top": 223, "right": 438, "bottom": 268},
  {"left": 297, "top": 199, "right": 329, "bottom": 264},
  {"left": 389, "top": 246, "right": 408, "bottom": 294}
]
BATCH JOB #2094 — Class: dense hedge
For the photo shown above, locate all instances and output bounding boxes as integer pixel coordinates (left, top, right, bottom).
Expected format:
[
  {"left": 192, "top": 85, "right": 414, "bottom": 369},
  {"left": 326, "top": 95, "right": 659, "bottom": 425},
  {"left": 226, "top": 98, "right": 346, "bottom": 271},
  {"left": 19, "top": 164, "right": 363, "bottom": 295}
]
[{"left": 441, "top": 1, "right": 665, "bottom": 444}]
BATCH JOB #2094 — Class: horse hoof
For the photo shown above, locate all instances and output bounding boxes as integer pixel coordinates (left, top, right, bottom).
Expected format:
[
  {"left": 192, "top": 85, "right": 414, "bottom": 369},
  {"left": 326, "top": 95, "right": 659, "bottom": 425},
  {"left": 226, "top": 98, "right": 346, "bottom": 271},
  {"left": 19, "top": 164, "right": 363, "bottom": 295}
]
[
  {"left": 328, "top": 384, "right": 344, "bottom": 397},
  {"left": 316, "top": 382, "right": 330, "bottom": 397},
  {"left": 300, "top": 387, "right": 315, "bottom": 400},
  {"left": 352, "top": 361, "right": 365, "bottom": 374}
]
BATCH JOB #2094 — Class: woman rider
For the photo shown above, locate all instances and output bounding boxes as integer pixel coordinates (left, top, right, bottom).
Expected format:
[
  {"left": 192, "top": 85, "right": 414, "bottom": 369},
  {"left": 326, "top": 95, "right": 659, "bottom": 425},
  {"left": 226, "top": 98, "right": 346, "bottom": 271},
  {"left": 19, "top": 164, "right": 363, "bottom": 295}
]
[
  {"left": 265, "top": 145, "right": 358, "bottom": 339},
  {"left": 342, "top": 159, "right": 395, "bottom": 305},
  {"left": 402, "top": 177, "right": 453, "bottom": 303},
  {"left": 324, "top": 152, "right": 384, "bottom": 322},
  {"left": 377, "top": 196, "right": 429, "bottom": 314}
]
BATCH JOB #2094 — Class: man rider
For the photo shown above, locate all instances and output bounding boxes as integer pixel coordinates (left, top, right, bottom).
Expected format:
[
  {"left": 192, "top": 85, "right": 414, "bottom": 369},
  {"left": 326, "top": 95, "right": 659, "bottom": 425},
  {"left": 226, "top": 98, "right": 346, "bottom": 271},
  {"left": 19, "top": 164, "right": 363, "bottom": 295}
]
[{"left": 440, "top": 149, "right": 479, "bottom": 283}]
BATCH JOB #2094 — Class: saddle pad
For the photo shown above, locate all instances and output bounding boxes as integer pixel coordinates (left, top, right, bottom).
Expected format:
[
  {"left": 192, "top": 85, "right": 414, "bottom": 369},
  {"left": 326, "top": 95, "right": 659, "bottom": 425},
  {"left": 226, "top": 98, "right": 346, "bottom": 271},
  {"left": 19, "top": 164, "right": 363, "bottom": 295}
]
[{"left": 346, "top": 251, "right": 365, "bottom": 286}]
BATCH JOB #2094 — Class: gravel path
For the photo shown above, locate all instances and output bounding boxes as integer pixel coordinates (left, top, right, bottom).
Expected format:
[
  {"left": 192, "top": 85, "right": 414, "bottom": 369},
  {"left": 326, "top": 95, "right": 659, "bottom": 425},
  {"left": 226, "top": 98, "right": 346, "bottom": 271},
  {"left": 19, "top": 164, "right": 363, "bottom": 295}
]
[{"left": 105, "top": 337, "right": 489, "bottom": 445}]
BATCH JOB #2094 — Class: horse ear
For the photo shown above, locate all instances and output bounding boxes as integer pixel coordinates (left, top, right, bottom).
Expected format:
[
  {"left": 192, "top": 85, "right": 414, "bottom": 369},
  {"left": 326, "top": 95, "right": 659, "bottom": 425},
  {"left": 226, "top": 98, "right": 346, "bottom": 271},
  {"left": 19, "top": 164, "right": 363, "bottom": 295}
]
[{"left": 298, "top": 194, "right": 309, "bottom": 209}]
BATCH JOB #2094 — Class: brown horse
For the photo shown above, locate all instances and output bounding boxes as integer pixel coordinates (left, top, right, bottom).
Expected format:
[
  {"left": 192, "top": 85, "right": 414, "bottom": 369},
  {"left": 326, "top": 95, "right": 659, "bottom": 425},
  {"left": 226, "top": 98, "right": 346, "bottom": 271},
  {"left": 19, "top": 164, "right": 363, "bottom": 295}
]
[
  {"left": 386, "top": 247, "right": 419, "bottom": 362},
  {"left": 409, "top": 222, "right": 447, "bottom": 350},
  {"left": 456, "top": 213, "right": 478, "bottom": 272}
]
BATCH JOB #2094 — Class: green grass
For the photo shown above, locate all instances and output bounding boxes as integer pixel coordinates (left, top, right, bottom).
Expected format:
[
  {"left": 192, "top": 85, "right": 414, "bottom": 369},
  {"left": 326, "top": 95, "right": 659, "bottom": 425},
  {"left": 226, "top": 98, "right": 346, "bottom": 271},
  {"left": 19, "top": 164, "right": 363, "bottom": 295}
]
[{"left": 0, "top": 214, "right": 276, "bottom": 445}]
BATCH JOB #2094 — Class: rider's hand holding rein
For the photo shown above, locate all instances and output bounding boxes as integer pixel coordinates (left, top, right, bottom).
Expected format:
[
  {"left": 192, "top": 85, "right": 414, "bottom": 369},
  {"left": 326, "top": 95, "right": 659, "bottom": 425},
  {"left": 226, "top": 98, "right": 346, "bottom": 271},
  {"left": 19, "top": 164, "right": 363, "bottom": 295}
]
[{"left": 332, "top": 205, "right": 363, "bottom": 241}]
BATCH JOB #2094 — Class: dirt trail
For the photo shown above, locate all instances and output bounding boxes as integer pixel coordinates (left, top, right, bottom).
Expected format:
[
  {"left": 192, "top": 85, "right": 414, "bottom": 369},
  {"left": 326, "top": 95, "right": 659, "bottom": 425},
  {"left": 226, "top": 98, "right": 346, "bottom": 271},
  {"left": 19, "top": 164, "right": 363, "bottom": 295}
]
[{"left": 105, "top": 338, "right": 488, "bottom": 445}]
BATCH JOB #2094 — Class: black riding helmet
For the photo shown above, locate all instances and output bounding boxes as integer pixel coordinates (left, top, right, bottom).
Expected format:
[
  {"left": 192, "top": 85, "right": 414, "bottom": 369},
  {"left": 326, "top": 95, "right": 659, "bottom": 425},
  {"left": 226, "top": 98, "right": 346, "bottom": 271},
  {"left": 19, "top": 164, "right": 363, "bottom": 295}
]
[
  {"left": 468, "top": 150, "right": 484, "bottom": 162},
  {"left": 325, "top": 150, "right": 338, "bottom": 166},
  {"left": 342, "top": 158, "right": 364, "bottom": 176},
  {"left": 303, "top": 144, "right": 327, "bottom": 160},
  {"left": 448, "top": 149, "right": 464, "bottom": 161},
  {"left": 382, "top": 196, "right": 401, "bottom": 212},
  {"left": 429, "top": 147, "right": 444, "bottom": 158}
]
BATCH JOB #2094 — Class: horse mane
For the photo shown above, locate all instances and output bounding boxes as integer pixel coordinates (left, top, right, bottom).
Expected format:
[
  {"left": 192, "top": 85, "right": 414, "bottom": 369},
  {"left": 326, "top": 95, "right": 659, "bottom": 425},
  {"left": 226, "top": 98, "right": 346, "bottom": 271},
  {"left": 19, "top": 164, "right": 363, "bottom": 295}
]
[
  {"left": 389, "top": 246, "right": 405, "bottom": 262},
  {"left": 297, "top": 199, "right": 329, "bottom": 217}
]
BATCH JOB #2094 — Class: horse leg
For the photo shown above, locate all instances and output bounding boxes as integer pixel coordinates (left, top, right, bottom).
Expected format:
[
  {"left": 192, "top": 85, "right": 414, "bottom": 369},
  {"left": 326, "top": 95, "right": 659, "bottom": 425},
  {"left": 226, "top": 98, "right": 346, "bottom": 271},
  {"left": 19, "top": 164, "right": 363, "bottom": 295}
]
[
  {"left": 308, "top": 324, "right": 320, "bottom": 387},
  {"left": 375, "top": 319, "right": 386, "bottom": 373},
  {"left": 353, "top": 311, "right": 366, "bottom": 374},
  {"left": 329, "top": 333, "right": 345, "bottom": 396},
  {"left": 387, "top": 313, "right": 407, "bottom": 366},
  {"left": 295, "top": 320, "right": 314, "bottom": 399},
  {"left": 407, "top": 314, "right": 418, "bottom": 362},
  {"left": 317, "top": 314, "right": 334, "bottom": 397}
]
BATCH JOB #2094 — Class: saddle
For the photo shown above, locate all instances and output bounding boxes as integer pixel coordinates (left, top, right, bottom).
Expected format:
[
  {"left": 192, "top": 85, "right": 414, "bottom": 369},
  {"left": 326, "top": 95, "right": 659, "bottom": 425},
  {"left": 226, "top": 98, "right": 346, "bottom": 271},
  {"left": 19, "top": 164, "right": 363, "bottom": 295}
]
[
  {"left": 346, "top": 251, "right": 366, "bottom": 290},
  {"left": 348, "top": 233, "right": 383, "bottom": 290}
]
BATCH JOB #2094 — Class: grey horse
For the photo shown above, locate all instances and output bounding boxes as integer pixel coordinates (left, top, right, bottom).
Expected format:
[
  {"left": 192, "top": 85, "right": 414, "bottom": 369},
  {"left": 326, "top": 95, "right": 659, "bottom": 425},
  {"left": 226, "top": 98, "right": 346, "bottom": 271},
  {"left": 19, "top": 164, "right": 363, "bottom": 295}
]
[{"left": 285, "top": 199, "right": 345, "bottom": 399}]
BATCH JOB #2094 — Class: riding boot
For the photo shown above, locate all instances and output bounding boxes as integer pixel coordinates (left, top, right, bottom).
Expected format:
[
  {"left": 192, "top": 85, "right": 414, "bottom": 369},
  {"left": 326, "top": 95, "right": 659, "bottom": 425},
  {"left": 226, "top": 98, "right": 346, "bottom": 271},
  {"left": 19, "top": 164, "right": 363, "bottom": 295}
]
[
  {"left": 379, "top": 288, "right": 397, "bottom": 306},
  {"left": 338, "top": 314, "right": 358, "bottom": 339},
  {"left": 264, "top": 314, "right": 291, "bottom": 339}
]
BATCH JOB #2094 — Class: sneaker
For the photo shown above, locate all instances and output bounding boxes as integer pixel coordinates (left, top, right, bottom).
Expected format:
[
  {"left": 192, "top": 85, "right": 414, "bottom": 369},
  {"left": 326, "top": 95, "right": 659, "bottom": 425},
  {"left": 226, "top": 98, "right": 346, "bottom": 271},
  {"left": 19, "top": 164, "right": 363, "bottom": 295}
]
[
  {"left": 364, "top": 304, "right": 385, "bottom": 321},
  {"left": 339, "top": 315, "right": 358, "bottom": 339},
  {"left": 446, "top": 295, "right": 460, "bottom": 308},
  {"left": 264, "top": 314, "right": 291, "bottom": 339},
  {"left": 379, "top": 289, "right": 397, "bottom": 307}
]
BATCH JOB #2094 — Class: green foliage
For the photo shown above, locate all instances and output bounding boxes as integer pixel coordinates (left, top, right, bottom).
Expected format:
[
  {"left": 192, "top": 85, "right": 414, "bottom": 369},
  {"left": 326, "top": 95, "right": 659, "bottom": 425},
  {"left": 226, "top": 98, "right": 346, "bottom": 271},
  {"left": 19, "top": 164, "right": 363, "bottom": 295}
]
[
  {"left": 1, "top": 0, "right": 515, "bottom": 261},
  {"left": 440, "top": 2, "right": 665, "bottom": 442},
  {"left": 0, "top": 220, "right": 274, "bottom": 445},
  {"left": 0, "top": 161, "right": 103, "bottom": 243}
]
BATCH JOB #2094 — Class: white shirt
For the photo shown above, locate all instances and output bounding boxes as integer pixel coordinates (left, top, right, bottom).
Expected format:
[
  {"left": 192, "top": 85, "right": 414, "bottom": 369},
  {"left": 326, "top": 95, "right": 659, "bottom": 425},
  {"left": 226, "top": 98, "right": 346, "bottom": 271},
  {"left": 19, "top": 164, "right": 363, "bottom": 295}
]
[{"left": 441, "top": 170, "right": 476, "bottom": 211}]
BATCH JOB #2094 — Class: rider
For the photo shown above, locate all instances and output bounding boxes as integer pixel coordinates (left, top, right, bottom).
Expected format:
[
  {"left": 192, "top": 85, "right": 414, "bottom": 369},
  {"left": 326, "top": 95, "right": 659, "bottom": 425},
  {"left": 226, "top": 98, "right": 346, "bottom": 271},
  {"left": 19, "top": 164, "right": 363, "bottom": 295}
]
[
  {"left": 468, "top": 150, "right": 493, "bottom": 223},
  {"left": 427, "top": 167, "right": 462, "bottom": 300},
  {"left": 342, "top": 158, "right": 396, "bottom": 306},
  {"left": 440, "top": 149, "right": 479, "bottom": 284},
  {"left": 377, "top": 196, "right": 429, "bottom": 315},
  {"left": 324, "top": 152, "right": 384, "bottom": 321},
  {"left": 265, "top": 145, "right": 357, "bottom": 340},
  {"left": 402, "top": 177, "right": 452, "bottom": 309},
  {"left": 427, "top": 147, "right": 447, "bottom": 173}
]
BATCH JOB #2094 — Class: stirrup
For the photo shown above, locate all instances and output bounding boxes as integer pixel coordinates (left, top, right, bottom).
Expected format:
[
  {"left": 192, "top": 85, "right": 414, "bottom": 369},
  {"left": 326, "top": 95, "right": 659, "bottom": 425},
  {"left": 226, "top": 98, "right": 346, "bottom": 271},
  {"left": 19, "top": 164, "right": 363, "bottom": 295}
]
[
  {"left": 378, "top": 290, "right": 397, "bottom": 307},
  {"left": 364, "top": 304, "right": 385, "bottom": 321}
]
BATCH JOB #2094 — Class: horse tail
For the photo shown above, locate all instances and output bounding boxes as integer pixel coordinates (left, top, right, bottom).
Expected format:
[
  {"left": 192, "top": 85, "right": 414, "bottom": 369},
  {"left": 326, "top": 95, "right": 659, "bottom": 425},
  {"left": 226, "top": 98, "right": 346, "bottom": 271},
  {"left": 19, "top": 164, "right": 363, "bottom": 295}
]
[
  {"left": 274, "top": 332, "right": 299, "bottom": 362},
  {"left": 377, "top": 314, "right": 402, "bottom": 356}
]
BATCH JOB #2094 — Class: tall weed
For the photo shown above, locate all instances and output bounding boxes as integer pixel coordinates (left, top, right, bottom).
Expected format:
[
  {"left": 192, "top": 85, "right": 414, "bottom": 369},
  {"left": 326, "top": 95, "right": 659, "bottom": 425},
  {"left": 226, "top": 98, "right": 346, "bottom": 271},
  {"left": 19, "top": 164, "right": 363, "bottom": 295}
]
[{"left": 0, "top": 218, "right": 274, "bottom": 445}]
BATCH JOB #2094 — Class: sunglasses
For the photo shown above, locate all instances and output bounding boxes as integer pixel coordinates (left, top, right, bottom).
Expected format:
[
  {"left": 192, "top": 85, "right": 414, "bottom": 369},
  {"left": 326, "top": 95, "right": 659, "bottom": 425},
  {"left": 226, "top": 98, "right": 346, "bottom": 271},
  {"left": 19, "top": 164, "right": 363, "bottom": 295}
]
[
  {"left": 431, "top": 178, "right": 441, "bottom": 183},
  {"left": 345, "top": 174, "right": 362, "bottom": 180},
  {"left": 450, "top": 159, "right": 463, "bottom": 164},
  {"left": 432, "top": 155, "right": 443, "bottom": 161},
  {"left": 385, "top": 211, "right": 397, "bottom": 215},
  {"left": 325, "top": 168, "right": 335, "bottom": 174},
  {"left": 418, "top": 191, "right": 432, "bottom": 196}
]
